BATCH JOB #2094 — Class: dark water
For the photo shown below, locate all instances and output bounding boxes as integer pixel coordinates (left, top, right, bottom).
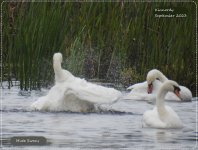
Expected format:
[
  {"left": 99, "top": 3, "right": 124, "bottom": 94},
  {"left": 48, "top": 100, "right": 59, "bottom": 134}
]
[{"left": 1, "top": 84, "right": 197, "bottom": 150}]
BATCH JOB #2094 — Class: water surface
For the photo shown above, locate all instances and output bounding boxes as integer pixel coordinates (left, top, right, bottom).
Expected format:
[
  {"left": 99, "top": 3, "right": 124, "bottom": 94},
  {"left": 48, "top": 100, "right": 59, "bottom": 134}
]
[{"left": 1, "top": 84, "right": 197, "bottom": 149}]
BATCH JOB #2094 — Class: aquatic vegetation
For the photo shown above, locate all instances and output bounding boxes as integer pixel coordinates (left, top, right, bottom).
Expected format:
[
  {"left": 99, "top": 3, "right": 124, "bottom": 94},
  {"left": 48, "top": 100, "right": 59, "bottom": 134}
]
[
  {"left": 2, "top": 2, "right": 196, "bottom": 95},
  {"left": 120, "top": 67, "right": 142, "bottom": 87}
]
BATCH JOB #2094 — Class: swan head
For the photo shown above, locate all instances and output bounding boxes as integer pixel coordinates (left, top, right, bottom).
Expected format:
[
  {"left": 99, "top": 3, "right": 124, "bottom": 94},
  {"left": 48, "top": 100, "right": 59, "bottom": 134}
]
[
  {"left": 161, "top": 80, "right": 181, "bottom": 98},
  {"left": 53, "top": 53, "right": 63, "bottom": 64},
  {"left": 147, "top": 69, "right": 164, "bottom": 94},
  {"left": 178, "top": 86, "right": 192, "bottom": 101}
]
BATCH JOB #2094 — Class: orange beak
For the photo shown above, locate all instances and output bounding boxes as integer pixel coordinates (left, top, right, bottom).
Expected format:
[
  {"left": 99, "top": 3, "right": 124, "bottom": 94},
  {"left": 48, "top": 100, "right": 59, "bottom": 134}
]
[{"left": 147, "top": 83, "right": 153, "bottom": 94}]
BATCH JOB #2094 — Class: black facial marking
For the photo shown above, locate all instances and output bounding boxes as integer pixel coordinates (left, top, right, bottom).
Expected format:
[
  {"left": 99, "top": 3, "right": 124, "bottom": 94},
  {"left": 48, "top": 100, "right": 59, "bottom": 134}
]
[
  {"left": 156, "top": 78, "right": 160, "bottom": 81},
  {"left": 148, "top": 83, "right": 153, "bottom": 94},
  {"left": 173, "top": 85, "right": 180, "bottom": 92}
]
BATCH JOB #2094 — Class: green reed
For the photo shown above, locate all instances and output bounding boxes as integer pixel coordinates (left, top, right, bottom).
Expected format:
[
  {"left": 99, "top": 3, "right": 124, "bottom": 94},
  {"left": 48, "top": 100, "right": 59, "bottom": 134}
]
[{"left": 2, "top": 2, "right": 196, "bottom": 94}]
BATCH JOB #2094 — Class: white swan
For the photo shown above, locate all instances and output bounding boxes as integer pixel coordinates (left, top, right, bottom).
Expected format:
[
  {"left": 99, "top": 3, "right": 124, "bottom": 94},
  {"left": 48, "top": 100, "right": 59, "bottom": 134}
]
[
  {"left": 147, "top": 69, "right": 192, "bottom": 101},
  {"left": 124, "top": 69, "right": 192, "bottom": 101},
  {"left": 143, "top": 80, "right": 183, "bottom": 128},
  {"left": 31, "top": 53, "right": 122, "bottom": 112}
]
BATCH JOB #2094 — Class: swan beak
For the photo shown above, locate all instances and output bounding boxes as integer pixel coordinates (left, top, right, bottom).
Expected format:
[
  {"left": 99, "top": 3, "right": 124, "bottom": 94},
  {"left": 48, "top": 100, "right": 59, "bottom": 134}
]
[
  {"left": 174, "top": 89, "right": 181, "bottom": 98},
  {"left": 147, "top": 83, "right": 153, "bottom": 94}
]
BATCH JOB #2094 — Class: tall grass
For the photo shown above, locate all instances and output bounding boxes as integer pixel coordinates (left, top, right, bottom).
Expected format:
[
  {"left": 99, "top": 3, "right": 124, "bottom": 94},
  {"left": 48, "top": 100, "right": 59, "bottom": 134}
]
[{"left": 2, "top": 2, "right": 196, "bottom": 94}]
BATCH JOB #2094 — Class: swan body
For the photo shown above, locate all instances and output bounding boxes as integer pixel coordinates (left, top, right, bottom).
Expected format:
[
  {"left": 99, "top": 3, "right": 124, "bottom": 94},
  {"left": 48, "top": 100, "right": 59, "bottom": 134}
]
[
  {"left": 143, "top": 80, "right": 183, "bottom": 128},
  {"left": 31, "top": 53, "right": 122, "bottom": 112},
  {"left": 31, "top": 83, "right": 95, "bottom": 112},
  {"left": 125, "top": 69, "right": 192, "bottom": 101}
]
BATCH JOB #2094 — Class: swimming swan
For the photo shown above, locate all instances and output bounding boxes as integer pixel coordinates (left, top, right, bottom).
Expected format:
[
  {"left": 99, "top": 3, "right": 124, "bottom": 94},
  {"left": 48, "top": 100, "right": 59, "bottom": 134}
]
[
  {"left": 142, "top": 80, "right": 183, "bottom": 128},
  {"left": 124, "top": 69, "right": 192, "bottom": 101},
  {"left": 31, "top": 53, "right": 122, "bottom": 112},
  {"left": 147, "top": 69, "right": 192, "bottom": 101}
]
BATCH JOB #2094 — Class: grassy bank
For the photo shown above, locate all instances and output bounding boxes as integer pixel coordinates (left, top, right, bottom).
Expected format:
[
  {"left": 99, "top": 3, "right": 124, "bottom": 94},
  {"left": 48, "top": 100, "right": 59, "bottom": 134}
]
[{"left": 2, "top": 2, "right": 196, "bottom": 95}]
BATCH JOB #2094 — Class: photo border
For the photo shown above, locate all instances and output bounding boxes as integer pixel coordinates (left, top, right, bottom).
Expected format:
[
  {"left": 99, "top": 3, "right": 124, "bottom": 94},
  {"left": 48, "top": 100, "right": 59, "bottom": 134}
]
[{"left": 0, "top": 0, "right": 197, "bottom": 149}]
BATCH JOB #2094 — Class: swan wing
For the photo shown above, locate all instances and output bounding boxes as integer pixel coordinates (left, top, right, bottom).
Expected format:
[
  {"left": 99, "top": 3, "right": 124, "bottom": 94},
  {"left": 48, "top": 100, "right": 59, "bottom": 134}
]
[
  {"left": 127, "top": 85, "right": 133, "bottom": 90},
  {"left": 63, "top": 89, "right": 95, "bottom": 112},
  {"left": 143, "top": 107, "right": 166, "bottom": 128},
  {"left": 163, "top": 106, "right": 183, "bottom": 128},
  {"left": 127, "top": 82, "right": 147, "bottom": 92},
  {"left": 64, "top": 80, "right": 121, "bottom": 104}
]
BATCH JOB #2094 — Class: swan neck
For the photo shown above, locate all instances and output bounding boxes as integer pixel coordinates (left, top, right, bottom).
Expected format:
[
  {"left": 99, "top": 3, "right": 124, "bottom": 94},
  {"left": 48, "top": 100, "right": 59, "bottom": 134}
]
[
  {"left": 159, "top": 72, "right": 168, "bottom": 82},
  {"left": 53, "top": 61, "right": 62, "bottom": 73},
  {"left": 156, "top": 89, "right": 166, "bottom": 112},
  {"left": 53, "top": 60, "right": 66, "bottom": 82}
]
